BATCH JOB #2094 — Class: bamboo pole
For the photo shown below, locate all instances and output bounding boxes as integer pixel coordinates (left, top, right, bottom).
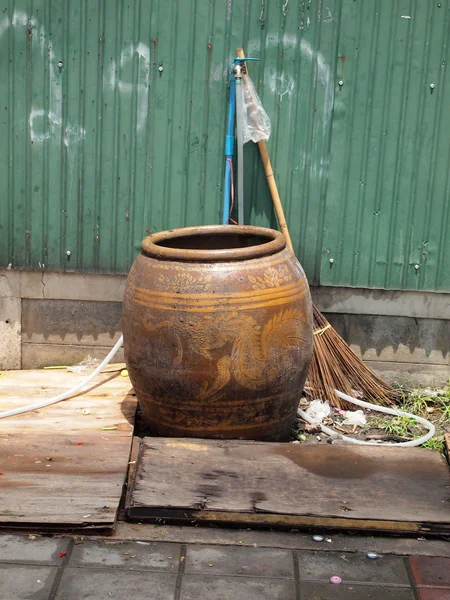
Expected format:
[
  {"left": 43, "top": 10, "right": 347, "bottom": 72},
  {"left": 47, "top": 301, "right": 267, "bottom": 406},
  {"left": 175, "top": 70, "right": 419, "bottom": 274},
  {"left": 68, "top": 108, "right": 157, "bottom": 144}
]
[{"left": 235, "top": 48, "right": 294, "bottom": 253}]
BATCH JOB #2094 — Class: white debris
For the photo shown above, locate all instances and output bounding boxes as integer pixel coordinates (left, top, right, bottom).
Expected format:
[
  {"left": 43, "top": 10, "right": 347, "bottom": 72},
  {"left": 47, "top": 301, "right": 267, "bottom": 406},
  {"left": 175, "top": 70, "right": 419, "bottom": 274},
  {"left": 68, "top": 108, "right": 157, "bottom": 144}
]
[
  {"left": 305, "top": 400, "right": 331, "bottom": 423},
  {"left": 342, "top": 409, "right": 367, "bottom": 426}
]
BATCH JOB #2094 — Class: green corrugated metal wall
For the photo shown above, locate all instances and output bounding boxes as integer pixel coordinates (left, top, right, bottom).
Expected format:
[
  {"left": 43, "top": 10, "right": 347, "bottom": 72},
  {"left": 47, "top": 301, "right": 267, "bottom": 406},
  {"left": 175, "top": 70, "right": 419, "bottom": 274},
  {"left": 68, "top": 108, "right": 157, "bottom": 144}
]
[
  {"left": 1, "top": 0, "right": 449, "bottom": 291},
  {"left": 323, "top": 0, "right": 450, "bottom": 291}
]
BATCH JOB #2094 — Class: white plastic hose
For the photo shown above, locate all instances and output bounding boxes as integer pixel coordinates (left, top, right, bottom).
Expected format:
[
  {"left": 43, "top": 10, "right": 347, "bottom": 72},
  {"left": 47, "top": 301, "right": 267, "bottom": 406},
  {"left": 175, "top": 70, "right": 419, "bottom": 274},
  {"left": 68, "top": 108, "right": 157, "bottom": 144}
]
[
  {"left": 0, "top": 335, "right": 124, "bottom": 420},
  {"left": 298, "top": 389, "right": 435, "bottom": 447}
]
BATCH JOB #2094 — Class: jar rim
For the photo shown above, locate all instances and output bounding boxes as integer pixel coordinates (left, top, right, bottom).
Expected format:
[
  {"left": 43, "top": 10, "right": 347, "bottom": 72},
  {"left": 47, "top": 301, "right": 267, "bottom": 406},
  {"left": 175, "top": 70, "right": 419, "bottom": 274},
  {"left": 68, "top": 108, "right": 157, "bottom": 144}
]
[{"left": 141, "top": 225, "right": 286, "bottom": 262}]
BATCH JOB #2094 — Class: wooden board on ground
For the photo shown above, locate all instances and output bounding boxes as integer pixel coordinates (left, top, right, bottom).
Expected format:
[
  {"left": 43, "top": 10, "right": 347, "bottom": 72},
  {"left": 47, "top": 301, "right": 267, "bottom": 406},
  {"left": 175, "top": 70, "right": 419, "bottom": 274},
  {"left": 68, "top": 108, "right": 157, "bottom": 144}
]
[
  {"left": 127, "top": 438, "right": 450, "bottom": 535},
  {"left": 0, "top": 369, "right": 136, "bottom": 534}
]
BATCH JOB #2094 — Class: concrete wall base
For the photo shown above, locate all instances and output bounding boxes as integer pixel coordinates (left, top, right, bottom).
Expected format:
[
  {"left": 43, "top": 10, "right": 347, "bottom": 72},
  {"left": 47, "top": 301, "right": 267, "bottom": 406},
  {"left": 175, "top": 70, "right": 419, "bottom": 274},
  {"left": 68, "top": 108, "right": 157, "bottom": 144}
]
[
  {"left": 0, "top": 275, "right": 22, "bottom": 369},
  {"left": 1, "top": 270, "right": 449, "bottom": 388}
]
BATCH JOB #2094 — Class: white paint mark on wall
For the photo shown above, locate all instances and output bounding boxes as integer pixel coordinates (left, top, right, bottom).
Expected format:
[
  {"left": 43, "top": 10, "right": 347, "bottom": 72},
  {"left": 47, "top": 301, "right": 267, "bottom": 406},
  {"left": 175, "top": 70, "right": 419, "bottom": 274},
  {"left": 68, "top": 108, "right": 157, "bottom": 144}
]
[
  {"left": 263, "top": 34, "right": 332, "bottom": 91},
  {"left": 266, "top": 69, "right": 295, "bottom": 102},
  {"left": 307, "top": 0, "right": 312, "bottom": 27},
  {"left": 259, "top": 0, "right": 265, "bottom": 26},
  {"left": 263, "top": 34, "right": 333, "bottom": 115},
  {"left": 1, "top": 11, "right": 80, "bottom": 144},
  {"left": 401, "top": 15, "right": 411, "bottom": 19},
  {"left": 29, "top": 109, "right": 59, "bottom": 142},
  {"left": 136, "top": 42, "right": 150, "bottom": 63},
  {"left": 11, "top": 10, "right": 36, "bottom": 27},
  {"left": 250, "top": 32, "right": 334, "bottom": 182},
  {"left": 226, "top": 0, "right": 232, "bottom": 21},
  {"left": 39, "top": 25, "right": 45, "bottom": 55},
  {"left": 282, "top": 0, "right": 289, "bottom": 17},
  {"left": 105, "top": 59, "right": 117, "bottom": 88},
  {"left": 323, "top": 7, "right": 333, "bottom": 23},
  {"left": 212, "top": 62, "right": 223, "bottom": 81},
  {"left": 299, "top": 38, "right": 330, "bottom": 87},
  {"left": 298, "top": 2, "right": 305, "bottom": 30},
  {"left": 63, "top": 124, "right": 86, "bottom": 147},
  {"left": 106, "top": 43, "right": 151, "bottom": 132}
]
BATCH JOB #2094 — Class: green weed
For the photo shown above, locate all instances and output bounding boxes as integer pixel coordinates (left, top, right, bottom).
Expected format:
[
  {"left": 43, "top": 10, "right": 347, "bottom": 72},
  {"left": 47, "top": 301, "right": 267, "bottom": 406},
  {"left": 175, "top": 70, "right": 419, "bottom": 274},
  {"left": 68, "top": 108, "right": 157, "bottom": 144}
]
[
  {"left": 401, "top": 390, "right": 437, "bottom": 416},
  {"left": 438, "top": 399, "right": 450, "bottom": 423},
  {"left": 400, "top": 387, "right": 450, "bottom": 423},
  {"left": 422, "top": 437, "right": 445, "bottom": 453},
  {"left": 378, "top": 416, "right": 417, "bottom": 438}
]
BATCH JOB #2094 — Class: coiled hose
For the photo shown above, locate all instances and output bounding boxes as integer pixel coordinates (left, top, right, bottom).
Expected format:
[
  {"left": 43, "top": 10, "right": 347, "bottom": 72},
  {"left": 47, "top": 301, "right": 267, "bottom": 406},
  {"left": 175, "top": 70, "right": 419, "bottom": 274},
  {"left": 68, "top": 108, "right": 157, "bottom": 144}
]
[{"left": 298, "top": 389, "right": 435, "bottom": 447}]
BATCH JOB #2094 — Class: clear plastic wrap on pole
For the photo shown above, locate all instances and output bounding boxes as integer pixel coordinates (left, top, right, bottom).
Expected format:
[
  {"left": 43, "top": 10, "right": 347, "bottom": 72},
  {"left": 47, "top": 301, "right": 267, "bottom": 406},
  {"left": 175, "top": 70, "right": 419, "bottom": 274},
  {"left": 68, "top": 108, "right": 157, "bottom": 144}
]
[{"left": 239, "top": 74, "right": 271, "bottom": 144}]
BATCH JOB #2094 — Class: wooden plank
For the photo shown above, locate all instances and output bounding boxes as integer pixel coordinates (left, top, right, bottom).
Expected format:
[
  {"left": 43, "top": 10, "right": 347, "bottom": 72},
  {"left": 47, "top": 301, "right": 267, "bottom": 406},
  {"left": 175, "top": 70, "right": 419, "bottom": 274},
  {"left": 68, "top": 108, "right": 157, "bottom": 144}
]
[
  {"left": 0, "top": 369, "right": 136, "bottom": 533},
  {"left": 127, "top": 438, "right": 450, "bottom": 535},
  {"left": 116, "top": 436, "right": 141, "bottom": 522}
]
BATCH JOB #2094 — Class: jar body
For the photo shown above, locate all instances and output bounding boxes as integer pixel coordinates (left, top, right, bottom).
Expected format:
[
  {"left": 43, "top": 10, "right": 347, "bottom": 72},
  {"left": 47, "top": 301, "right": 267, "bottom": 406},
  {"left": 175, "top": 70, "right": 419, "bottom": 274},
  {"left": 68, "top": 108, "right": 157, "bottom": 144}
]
[{"left": 122, "top": 226, "right": 313, "bottom": 441}]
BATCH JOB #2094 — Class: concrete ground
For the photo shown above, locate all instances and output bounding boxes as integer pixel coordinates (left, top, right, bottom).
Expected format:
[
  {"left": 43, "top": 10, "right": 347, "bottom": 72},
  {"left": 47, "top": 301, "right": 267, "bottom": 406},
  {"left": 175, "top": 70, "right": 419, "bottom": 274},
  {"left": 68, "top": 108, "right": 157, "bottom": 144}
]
[{"left": 1, "top": 527, "right": 450, "bottom": 599}]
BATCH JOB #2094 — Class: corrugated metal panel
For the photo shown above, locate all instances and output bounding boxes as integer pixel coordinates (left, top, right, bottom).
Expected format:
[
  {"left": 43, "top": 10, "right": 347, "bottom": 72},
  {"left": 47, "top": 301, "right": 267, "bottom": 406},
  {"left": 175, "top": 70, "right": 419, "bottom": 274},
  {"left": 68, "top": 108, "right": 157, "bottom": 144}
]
[
  {"left": 0, "top": 0, "right": 449, "bottom": 292},
  {"left": 0, "top": 0, "right": 341, "bottom": 280},
  {"left": 321, "top": 0, "right": 450, "bottom": 291}
]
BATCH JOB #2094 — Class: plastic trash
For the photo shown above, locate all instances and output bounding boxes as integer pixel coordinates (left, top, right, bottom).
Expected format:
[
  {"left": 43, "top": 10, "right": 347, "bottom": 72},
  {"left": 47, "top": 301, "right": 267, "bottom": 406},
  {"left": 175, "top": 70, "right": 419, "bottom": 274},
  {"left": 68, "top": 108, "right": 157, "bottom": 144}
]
[
  {"left": 418, "top": 388, "right": 441, "bottom": 397},
  {"left": 342, "top": 409, "right": 367, "bottom": 426},
  {"left": 239, "top": 74, "right": 271, "bottom": 144},
  {"left": 67, "top": 356, "right": 101, "bottom": 375},
  {"left": 305, "top": 399, "right": 331, "bottom": 424}
]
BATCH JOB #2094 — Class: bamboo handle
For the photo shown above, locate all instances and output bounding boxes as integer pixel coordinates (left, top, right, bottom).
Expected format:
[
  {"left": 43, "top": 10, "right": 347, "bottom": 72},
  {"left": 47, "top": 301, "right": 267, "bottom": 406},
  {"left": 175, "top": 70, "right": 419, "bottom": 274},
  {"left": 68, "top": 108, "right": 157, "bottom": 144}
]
[
  {"left": 235, "top": 48, "right": 295, "bottom": 254},
  {"left": 257, "top": 140, "right": 294, "bottom": 253}
]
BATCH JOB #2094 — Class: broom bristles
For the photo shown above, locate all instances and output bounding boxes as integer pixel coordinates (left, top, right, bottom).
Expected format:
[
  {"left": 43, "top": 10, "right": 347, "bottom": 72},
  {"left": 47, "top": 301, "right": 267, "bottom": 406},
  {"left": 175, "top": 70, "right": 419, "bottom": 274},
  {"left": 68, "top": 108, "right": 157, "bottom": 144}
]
[{"left": 305, "top": 305, "right": 401, "bottom": 410}]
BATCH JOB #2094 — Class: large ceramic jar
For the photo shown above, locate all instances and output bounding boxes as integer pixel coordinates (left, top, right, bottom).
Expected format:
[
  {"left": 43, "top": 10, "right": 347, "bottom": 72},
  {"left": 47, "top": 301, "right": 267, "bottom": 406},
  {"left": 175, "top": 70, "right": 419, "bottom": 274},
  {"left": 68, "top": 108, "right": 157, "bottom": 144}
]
[{"left": 122, "top": 225, "right": 313, "bottom": 441}]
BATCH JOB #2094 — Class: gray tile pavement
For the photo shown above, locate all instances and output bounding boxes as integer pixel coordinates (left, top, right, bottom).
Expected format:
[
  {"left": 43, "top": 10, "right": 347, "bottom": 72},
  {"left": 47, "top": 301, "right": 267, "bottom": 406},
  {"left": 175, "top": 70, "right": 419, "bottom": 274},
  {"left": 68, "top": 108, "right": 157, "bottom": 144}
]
[
  {"left": 56, "top": 568, "right": 177, "bottom": 600},
  {"left": 297, "top": 550, "right": 411, "bottom": 586},
  {"left": 180, "top": 575, "right": 296, "bottom": 600},
  {"left": 0, "top": 534, "right": 69, "bottom": 565},
  {"left": 0, "top": 564, "right": 58, "bottom": 599},
  {"left": 0, "top": 533, "right": 443, "bottom": 599},
  {"left": 184, "top": 545, "right": 295, "bottom": 578},
  {"left": 70, "top": 540, "right": 181, "bottom": 572}
]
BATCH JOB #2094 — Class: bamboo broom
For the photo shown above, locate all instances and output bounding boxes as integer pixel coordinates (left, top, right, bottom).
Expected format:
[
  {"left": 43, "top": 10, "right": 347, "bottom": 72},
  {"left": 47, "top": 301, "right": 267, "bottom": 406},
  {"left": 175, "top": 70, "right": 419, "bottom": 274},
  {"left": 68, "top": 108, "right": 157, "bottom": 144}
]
[{"left": 236, "top": 48, "right": 399, "bottom": 408}]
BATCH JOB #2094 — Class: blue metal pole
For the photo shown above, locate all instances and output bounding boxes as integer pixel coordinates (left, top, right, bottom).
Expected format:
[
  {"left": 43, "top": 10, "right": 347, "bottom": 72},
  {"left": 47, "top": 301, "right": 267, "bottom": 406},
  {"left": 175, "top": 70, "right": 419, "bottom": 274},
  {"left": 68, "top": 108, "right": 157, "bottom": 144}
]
[
  {"left": 223, "top": 161, "right": 231, "bottom": 224},
  {"left": 222, "top": 75, "right": 236, "bottom": 224}
]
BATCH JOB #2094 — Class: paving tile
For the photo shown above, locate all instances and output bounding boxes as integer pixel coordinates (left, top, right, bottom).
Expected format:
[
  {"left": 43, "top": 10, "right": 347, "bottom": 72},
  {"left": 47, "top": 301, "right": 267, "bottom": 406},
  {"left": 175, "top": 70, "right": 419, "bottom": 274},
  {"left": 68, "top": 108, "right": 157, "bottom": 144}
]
[
  {"left": 56, "top": 567, "right": 177, "bottom": 600},
  {"left": 410, "top": 557, "right": 450, "bottom": 588},
  {"left": 418, "top": 590, "right": 450, "bottom": 600},
  {"left": 184, "top": 544, "right": 294, "bottom": 578},
  {"left": 0, "top": 564, "right": 58, "bottom": 599},
  {"left": 0, "top": 534, "right": 70, "bottom": 564},
  {"left": 300, "top": 582, "right": 416, "bottom": 599},
  {"left": 69, "top": 540, "right": 180, "bottom": 572},
  {"left": 297, "top": 550, "right": 410, "bottom": 585},
  {"left": 180, "top": 574, "right": 296, "bottom": 600}
]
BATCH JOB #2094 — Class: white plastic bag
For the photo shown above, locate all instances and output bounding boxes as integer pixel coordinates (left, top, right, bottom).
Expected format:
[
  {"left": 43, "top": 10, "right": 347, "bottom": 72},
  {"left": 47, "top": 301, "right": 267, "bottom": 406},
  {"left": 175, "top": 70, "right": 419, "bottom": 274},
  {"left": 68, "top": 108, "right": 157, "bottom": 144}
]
[
  {"left": 342, "top": 409, "right": 367, "bottom": 426},
  {"left": 305, "top": 399, "right": 331, "bottom": 424},
  {"left": 67, "top": 356, "right": 101, "bottom": 375},
  {"left": 239, "top": 74, "right": 271, "bottom": 144}
]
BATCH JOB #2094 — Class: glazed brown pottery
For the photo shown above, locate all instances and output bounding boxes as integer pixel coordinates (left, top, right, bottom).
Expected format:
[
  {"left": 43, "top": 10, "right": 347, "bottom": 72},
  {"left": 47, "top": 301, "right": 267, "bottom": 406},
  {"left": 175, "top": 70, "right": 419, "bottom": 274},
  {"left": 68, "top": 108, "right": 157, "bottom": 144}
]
[{"left": 122, "top": 225, "right": 313, "bottom": 441}]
